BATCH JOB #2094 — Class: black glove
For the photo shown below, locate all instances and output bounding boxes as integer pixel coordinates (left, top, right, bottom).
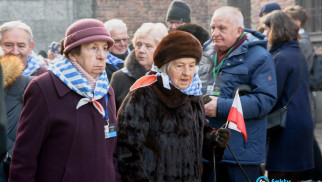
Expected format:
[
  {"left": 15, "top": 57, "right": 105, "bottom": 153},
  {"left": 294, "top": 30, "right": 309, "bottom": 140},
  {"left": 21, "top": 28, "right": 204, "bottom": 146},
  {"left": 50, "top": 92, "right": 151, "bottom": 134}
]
[{"left": 214, "top": 128, "right": 231, "bottom": 148}]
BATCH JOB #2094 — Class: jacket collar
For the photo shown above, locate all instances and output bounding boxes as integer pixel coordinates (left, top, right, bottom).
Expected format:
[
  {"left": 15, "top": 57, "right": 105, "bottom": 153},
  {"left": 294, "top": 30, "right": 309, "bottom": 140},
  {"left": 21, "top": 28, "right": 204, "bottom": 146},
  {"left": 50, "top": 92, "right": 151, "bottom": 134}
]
[
  {"left": 124, "top": 50, "right": 148, "bottom": 79},
  {"left": 152, "top": 76, "right": 189, "bottom": 109}
]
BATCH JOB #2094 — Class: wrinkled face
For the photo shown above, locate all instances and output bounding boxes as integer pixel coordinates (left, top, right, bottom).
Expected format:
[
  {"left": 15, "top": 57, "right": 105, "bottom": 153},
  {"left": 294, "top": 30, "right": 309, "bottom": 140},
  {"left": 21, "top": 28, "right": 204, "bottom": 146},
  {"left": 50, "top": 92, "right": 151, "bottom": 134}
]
[
  {"left": 70, "top": 41, "right": 108, "bottom": 78},
  {"left": 168, "top": 57, "right": 196, "bottom": 89},
  {"left": 210, "top": 14, "right": 242, "bottom": 51},
  {"left": 134, "top": 34, "right": 157, "bottom": 70},
  {"left": 167, "top": 20, "right": 185, "bottom": 32},
  {"left": 0, "top": 28, "right": 34, "bottom": 64},
  {"left": 109, "top": 27, "right": 129, "bottom": 55}
]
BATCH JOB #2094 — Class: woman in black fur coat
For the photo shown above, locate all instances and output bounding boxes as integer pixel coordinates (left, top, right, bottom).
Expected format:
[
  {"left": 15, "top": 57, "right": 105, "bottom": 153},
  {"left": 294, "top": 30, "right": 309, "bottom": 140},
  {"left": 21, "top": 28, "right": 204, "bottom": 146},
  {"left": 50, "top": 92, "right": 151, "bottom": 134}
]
[{"left": 116, "top": 31, "right": 231, "bottom": 182}]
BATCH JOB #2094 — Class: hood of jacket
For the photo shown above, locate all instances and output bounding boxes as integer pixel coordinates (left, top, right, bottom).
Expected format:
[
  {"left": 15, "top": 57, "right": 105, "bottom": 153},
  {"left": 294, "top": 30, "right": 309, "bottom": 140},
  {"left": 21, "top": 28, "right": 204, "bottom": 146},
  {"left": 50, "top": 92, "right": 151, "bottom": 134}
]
[
  {"left": 0, "top": 55, "right": 25, "bottom": 88},
  {"left": 124, "top": 50, "right": 148, "bottom": 79},
  {"left": 203, "top": 28, "right": 268, "bottom": 59}
]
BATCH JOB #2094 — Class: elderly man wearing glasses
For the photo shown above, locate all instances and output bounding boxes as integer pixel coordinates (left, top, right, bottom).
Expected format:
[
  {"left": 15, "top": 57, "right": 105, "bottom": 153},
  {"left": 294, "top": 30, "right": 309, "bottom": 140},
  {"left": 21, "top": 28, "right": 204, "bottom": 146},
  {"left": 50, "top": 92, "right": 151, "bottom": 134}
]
[
  {"left": 104, "top": 19, "right": 131, "bottom": 80},
  {"left": 165, "top": 0, "right": 191, "bottom": 32}
]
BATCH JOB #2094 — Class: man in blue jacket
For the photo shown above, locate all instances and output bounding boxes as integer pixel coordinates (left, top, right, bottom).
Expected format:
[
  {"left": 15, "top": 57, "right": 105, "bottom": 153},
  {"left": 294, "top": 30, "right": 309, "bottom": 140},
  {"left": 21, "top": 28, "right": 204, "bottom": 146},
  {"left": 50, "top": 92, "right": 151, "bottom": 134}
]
[{"left": 200, "top": 6, "right": 277, "bottom": 182}]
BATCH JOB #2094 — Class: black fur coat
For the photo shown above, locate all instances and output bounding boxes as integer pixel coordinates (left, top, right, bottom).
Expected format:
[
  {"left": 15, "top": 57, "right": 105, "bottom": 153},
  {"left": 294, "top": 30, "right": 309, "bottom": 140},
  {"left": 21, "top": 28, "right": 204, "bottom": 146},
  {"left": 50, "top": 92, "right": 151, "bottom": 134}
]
[{"left": 116, "top": 76, "right": 224, "bottom": 182}]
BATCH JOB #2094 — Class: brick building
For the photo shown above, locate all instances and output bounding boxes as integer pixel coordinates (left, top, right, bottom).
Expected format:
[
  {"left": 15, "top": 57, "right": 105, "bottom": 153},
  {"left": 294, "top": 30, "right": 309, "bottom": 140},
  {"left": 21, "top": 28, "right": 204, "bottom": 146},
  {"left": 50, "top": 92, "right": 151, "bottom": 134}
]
[
  {"left": 95, "top": 0, "right": 322, "bottom": 53},
  {"left": 0, "top": 0, "right": 322, "bottom": 121}
]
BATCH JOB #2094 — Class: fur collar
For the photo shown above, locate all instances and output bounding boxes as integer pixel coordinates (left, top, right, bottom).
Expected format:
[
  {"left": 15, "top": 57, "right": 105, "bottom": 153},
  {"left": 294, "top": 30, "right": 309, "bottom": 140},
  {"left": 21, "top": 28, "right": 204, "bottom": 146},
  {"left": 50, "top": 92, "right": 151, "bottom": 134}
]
[
  {"left": 124, "top": 50, "right": 148, "bottom": 79},
  {"left": 152, "top": 76, "right": 189, "bottom": 109},
  {"left": 0, "top": 55, "right": 25, "bottom": 88}
]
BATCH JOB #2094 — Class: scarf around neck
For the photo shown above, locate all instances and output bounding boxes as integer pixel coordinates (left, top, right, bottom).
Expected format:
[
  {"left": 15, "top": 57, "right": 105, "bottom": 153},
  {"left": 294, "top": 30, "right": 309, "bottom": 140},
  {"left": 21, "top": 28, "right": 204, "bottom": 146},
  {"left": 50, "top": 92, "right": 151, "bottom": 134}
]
[
  {"left": 48, "top": 56, "right": 109, "bottom": 117},
  {"left": 131, "top": 70, "right": 202, "bottom": 96},
  {"left": 23, "top": 51, "right": 43, "bottom": 76}
]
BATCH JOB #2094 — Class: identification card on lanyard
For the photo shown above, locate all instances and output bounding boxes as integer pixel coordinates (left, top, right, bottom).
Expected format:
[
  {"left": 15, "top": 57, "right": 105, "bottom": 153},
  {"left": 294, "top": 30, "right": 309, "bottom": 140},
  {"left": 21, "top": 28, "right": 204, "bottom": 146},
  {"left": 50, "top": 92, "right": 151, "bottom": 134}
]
[
  {"left": 104, "top": 95, "right": 117, "bottom": 139},
  {"left": 208, "top": 32, "right": 245, "bottom": 96}
]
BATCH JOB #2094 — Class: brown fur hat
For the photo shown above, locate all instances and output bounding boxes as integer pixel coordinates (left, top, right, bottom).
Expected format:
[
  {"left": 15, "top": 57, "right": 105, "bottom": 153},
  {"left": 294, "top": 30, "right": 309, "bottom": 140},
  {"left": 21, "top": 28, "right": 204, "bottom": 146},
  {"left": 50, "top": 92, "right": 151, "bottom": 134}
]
[{"left": 153, "top": 30, "right": 202, "bottom": 68}]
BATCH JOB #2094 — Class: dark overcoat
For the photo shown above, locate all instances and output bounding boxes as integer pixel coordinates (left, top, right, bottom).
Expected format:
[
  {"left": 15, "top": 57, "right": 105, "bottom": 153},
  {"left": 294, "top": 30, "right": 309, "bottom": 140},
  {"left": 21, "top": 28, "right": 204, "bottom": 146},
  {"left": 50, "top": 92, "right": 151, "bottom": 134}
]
[
  {"left": 110, "top": 50, "right": 147, "bottom": 111},
  {"left": 9, "top": 72, "right": 121, "bottom": 182},
  {"left": 266, "top": 40, "right": 314, "bottom": 171}
]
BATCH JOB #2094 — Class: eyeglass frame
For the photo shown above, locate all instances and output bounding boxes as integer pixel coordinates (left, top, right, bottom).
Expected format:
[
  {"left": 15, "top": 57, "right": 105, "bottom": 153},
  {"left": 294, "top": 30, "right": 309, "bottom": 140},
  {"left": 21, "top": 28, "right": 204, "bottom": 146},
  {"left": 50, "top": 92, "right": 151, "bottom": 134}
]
[
  {"left": 166, "top": 20, "right": 184, "bottom": 27},
  {"left": 113, "top": 37, "right": 130, "bottom": 44}
]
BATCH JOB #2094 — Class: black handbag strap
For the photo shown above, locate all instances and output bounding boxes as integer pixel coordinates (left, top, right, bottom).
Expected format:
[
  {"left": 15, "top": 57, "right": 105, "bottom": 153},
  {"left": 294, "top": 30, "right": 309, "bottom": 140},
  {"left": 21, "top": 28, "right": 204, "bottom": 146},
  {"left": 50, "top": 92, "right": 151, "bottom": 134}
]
[{"left": 284, "top": 65, "right": 303, "bottom": 108}]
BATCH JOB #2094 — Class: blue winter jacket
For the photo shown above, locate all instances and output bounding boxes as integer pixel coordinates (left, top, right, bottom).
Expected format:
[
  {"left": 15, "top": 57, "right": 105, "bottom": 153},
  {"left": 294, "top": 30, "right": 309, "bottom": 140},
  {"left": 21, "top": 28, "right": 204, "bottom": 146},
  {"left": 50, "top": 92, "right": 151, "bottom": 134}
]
[{"left": 200, "top": 28, "right": 277, "bottom": 165}]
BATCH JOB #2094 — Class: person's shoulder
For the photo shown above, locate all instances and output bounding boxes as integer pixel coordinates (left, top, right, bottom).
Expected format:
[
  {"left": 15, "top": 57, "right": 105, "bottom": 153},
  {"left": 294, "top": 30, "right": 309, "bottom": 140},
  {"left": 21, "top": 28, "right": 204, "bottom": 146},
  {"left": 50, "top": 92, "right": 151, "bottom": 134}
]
[{"left": 110, "top": 70, "right": 126, "bottom": 82}]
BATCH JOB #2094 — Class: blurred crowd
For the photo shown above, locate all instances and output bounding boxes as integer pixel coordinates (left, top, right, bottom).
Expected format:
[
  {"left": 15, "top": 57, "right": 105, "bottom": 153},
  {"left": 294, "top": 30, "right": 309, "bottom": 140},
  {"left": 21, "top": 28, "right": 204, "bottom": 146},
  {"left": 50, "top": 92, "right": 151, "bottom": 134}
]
[{"left": 0, "top": 1, "right": 321, "bottom": 182}]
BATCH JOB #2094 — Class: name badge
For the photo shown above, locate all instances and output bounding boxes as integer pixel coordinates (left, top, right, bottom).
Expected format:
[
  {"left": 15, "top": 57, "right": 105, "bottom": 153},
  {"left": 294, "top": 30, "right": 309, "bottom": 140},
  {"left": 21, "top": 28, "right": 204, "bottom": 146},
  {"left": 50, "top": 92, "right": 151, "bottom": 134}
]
[
  {"left": 104, "top": 124, "right": 117, "bottom": 139},
  {"left": 206, "top": 83, "right": 220, "bottom": 96}
]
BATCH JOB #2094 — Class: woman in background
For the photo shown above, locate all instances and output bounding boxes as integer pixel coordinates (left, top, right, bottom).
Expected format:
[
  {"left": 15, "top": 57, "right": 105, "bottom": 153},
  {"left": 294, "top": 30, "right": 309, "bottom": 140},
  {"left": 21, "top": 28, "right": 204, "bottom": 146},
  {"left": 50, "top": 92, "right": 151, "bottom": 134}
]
[
  {"left": 110, "top": 22, "right": 167, "bottom": 111},
  {"left": 263, "top": 10, "right": 314, "bottom": 181}
]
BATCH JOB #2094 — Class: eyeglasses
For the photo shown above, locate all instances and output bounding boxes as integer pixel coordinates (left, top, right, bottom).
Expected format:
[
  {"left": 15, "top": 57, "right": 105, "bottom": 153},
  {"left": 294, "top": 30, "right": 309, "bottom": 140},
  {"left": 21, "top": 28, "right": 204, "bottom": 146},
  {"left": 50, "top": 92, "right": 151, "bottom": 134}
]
[
  {"left": 166, "top": 20, "right": 184, "bottom": 27},
  {"left": 114, "top": 38, "right": 129, "bottom": 44}
]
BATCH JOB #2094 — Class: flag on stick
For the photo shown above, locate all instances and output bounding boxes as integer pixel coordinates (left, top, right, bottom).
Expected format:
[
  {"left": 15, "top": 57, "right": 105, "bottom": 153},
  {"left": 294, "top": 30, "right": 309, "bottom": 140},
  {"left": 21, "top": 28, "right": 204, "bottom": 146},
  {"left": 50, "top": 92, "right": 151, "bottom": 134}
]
[{"left": 226, "top": 90, "right": 247, "bottom": 142}]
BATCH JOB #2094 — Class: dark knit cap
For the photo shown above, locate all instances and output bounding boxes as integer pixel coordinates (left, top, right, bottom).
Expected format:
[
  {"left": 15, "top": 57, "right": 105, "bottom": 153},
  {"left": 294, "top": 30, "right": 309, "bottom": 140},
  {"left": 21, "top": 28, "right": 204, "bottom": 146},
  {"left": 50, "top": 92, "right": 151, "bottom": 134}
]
[
  {"left": 259, "top": 2, "right": 281, "bottom": 17},
  {"left": 177, "top": 23, "right": 209, "bottom": 45},
  {"left": 153, "top": 31, "right": 202, "bottom": 68},
  {"left": 166, "top": 0, "right": 191, "bottom": 23},
  {"left": 64, "top": 19, "right": 114, "bottom": 54}
]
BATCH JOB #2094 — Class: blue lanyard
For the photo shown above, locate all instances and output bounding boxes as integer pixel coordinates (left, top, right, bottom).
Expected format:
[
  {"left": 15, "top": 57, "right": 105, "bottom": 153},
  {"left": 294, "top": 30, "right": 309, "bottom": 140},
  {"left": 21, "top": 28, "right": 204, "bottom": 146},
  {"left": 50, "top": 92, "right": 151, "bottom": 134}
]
[{"left": 104, "top": 94, "right": 109, "bottom": 121}]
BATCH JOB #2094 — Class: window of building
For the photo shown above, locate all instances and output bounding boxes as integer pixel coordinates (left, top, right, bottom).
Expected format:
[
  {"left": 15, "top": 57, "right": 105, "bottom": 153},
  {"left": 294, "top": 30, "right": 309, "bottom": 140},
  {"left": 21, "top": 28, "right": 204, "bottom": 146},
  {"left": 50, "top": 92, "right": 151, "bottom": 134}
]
[{"left": 296, "top": 0, "right": 322, "bottom": 43}]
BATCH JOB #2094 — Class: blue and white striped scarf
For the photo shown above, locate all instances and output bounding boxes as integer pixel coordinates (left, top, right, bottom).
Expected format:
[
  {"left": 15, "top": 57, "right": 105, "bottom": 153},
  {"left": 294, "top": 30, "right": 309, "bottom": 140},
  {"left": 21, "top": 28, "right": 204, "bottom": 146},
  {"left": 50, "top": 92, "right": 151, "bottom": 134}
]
[
  {"left": 48, "top": 56, "right": 109, "bottom": 117},
  {"left": 105, "top": 48, "right": 130, "bottom": 64},
  {"left": 156, "top": 72, "right": 202, "bottom": 96},
  {"left": 22, "top": 51, "right": 43, "bottom": 76}
]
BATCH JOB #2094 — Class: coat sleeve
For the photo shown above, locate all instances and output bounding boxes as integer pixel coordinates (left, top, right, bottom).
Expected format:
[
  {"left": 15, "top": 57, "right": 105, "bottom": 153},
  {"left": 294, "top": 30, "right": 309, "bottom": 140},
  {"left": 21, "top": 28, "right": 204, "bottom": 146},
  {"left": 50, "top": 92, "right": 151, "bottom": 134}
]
[
  {"left": 116, "top": 93, "right": 150, "bottom": 182},
  {"left": 202, "top": 122, "right": 225, "bottom": 163},
  {"left": 217, "top": 51, "right": 277, "bottom": 119},
  {"left": 9, "top": 80, "right": 51, "bottom": 182}
]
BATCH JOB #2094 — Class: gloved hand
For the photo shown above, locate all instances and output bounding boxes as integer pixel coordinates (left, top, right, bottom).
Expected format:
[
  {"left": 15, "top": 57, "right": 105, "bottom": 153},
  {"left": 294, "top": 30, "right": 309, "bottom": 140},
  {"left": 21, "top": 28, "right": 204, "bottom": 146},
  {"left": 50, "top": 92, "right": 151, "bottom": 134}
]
[{"left": 214, "top": 128, "right": 231, "bottom": 148}]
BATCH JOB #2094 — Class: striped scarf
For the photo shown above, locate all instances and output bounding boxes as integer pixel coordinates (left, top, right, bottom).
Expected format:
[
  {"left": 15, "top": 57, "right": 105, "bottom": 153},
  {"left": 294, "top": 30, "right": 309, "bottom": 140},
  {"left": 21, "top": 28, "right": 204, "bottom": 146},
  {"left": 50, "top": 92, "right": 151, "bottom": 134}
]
[
  {"left": 106, "top": 48, "right": 130, "bottom": 64},
  {"left": 22, "top": 51, "right": 43, "bottom": 75},
  {"left": 48, "top": 56, "right": 109, "bottom": 117},
  {"left": 156, "top": 72, "right": 202, "bottom": 96}
]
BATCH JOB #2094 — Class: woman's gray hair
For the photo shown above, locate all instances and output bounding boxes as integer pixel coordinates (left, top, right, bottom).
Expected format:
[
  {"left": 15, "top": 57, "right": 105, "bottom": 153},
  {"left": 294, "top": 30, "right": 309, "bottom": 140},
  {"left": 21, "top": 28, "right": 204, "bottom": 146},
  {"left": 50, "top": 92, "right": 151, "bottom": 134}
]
[
  {"left": 132, "top": 22, "right": 168, "bottom": 47},
  {"left": 0, "top": 21, "right": 33, "bottom": 44}
]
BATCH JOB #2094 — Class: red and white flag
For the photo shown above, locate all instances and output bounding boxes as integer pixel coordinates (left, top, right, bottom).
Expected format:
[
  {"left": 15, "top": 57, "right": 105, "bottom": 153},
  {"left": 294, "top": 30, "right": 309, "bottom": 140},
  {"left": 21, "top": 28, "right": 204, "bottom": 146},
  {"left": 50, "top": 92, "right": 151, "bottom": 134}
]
[{"left": 226, "top": 90, "right": 247, "bottom": 142}]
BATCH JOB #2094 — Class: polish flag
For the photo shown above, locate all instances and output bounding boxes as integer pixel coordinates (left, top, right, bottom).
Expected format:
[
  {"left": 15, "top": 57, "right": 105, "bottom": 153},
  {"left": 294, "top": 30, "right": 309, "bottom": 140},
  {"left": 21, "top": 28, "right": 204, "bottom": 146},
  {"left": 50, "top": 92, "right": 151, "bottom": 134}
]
[{"left": 227, "top": 90, "right": 247, "bottom": 142}]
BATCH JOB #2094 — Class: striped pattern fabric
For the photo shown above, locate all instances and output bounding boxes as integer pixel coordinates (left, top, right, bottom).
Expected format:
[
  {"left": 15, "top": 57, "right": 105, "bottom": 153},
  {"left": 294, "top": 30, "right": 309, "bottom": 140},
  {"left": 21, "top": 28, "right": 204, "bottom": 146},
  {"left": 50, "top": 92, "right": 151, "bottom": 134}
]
[
  {"left": 105, "top": 48, "right": 130, "bottom": 64},
  {"left": 22, "top": 51, "right": 43, "bottom": 76},
  {"left": 156, "top": 72, "right": 202, "bottom": 96},
  {"left": 48, "top": 56, "right": 109, "bottom": 117}
]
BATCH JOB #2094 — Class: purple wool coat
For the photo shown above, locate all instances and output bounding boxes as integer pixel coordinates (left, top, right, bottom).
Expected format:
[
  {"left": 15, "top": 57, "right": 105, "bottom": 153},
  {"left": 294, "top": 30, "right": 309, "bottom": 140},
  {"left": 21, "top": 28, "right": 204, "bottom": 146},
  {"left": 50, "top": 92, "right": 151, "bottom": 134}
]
[{"left": 9, "top": 71, "right": 121, "bottom": 182}]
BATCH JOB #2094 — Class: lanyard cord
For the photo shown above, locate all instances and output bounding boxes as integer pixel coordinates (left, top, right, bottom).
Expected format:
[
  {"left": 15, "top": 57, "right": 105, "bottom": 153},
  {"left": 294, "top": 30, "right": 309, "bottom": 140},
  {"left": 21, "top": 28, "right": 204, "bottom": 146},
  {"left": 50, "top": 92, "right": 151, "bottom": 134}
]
[
  {"left": 212, "top": 32, "right": 245, "bottom": 82},
  {"left": 104, "top": 94, "right": 109, "bottom": 122}
]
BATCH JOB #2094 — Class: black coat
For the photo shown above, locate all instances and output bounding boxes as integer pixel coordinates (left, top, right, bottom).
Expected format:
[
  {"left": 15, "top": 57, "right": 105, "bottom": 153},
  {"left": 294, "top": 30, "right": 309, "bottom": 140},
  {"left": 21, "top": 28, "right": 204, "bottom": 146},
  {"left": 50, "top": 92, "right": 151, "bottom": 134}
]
[
  {"left": 116, "top": 76, "right": 224, "bottom": 182},
  {"left": 110, "top": 51, "right": 147, "bottom": 111}
]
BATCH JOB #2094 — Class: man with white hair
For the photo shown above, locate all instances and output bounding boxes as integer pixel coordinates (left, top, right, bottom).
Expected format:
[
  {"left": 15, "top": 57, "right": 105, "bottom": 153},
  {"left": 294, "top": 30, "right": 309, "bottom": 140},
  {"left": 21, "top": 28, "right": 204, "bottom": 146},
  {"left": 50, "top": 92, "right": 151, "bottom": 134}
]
[
  {"left": 104, "top": 19, "right": 130, "bottom": 80},
  {"left": 200, "top": 6, "right": 277, "bottom": 182},
  {"left": 0, "top": 21, "right": 46, "bottom": 76}
]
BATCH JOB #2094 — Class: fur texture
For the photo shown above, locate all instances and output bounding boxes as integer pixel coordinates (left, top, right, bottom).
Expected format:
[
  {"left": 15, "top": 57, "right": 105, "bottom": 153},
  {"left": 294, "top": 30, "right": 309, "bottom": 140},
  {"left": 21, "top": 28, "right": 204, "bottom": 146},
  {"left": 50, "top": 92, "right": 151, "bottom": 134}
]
[
  {"left": 116, "top": 76, "right": 224, "bottom": 182},
  {"left": 153, "top": 31, "right": 202, "bottom": 68},
  {"left": 0, "top": 55, "right": 24, "bottom": 88}
]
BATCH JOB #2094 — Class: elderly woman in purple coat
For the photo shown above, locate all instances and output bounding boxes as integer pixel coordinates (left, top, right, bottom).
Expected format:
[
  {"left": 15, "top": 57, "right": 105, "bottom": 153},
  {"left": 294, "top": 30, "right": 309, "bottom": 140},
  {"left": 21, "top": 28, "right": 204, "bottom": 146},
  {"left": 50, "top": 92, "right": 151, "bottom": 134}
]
[{"left": 9, "top": 19, "right": 121, "bottom": 182}]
